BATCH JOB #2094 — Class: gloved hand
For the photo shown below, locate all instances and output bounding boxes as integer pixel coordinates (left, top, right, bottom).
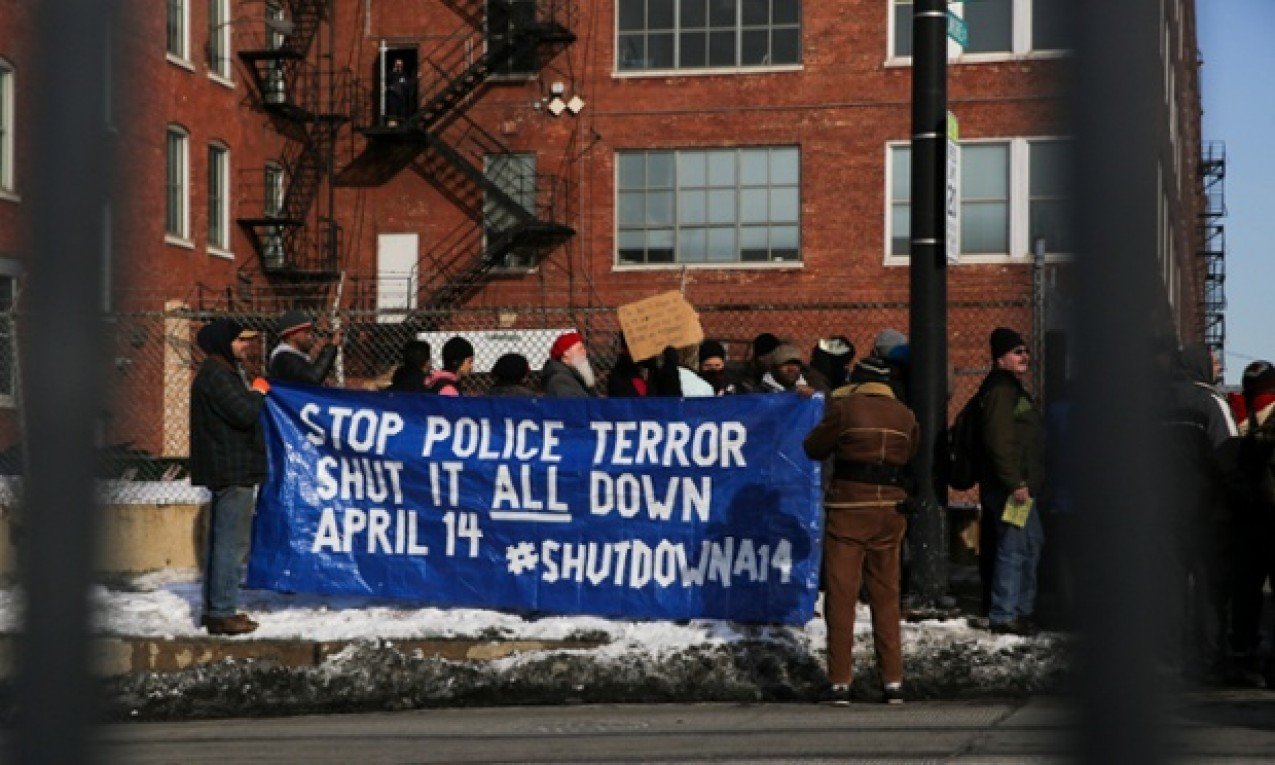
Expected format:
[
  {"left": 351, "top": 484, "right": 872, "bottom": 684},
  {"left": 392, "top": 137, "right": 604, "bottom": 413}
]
[{"left": 251, "top": 377, "right": 271, "bottom": 395}]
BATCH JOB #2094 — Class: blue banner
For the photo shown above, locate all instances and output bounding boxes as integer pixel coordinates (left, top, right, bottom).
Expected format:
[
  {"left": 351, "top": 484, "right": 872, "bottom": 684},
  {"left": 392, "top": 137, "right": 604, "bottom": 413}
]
[{"left": 246, "top": 383, "right": 825, "bottom": 624}]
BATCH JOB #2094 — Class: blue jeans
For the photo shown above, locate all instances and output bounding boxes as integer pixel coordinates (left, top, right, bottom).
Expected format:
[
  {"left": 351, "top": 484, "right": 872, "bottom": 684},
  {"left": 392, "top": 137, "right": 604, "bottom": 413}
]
[
  {"left": 203, "top": 486, "right": 256, "bottom": 618},
  {"left": 986, "top": 488, "right": 1045, "bottom": 625}
]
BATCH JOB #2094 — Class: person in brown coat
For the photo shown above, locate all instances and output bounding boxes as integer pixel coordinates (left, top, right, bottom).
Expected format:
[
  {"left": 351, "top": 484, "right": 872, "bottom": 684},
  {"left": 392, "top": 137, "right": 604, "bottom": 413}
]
[{"left": 803, "top": 356, "right": 920, "bottom": 705}]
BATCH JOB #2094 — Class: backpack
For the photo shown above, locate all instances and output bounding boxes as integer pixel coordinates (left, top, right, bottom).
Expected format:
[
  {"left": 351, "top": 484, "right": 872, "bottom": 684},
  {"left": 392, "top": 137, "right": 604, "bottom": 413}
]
[{"left": 946, "top": 389, "right": 985, "bottom": 491}]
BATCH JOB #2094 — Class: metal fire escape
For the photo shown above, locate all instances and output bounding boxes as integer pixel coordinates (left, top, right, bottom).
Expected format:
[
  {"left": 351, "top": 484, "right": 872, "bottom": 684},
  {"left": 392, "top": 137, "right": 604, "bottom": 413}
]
[
  {"left": 235, "top": 0, "right": 350, "bottom": 281},
  {"left": 337, "top": 0, "right": 577, "bottom": 310},
  {"left": 1199, "top": 141, "right": 1226, "bottom": 360}
]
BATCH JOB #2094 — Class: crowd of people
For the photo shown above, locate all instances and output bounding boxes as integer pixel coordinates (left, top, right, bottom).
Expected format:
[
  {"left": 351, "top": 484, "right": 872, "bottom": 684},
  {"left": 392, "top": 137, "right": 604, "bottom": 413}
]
[{"left": 185, "top": 308, "right": 1275, "bottom": 705}]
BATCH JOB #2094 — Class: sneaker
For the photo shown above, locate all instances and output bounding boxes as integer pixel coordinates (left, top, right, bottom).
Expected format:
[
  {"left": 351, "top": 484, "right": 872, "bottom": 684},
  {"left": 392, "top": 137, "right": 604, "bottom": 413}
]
[
  {"left": 201, "top": 613, "right": 259, "bottom": 636},
  {"left": 883, "top": 683, "right": 905, "bottom": 705},
  {"left": 819, "top": 683, "right": 852, "bottom": 707}
]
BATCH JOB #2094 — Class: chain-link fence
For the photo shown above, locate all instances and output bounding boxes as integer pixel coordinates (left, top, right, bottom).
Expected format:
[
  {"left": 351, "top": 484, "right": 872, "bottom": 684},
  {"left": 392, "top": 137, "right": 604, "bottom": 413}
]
[{"left": 45, "top": 285, "right": 1048, "bottom": 504}]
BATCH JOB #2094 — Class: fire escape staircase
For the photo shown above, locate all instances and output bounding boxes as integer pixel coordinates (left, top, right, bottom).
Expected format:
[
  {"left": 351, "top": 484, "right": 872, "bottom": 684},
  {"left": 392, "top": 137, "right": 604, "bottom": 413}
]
[
  {"left": 335, "top": 1, "right": 576, "bottom": 304},
  {"left": 1198, "top": 141, "right": 1227, "bottom": 356},
  {"left": 234, "top": 0, "right": 348, "bottom": 278}
]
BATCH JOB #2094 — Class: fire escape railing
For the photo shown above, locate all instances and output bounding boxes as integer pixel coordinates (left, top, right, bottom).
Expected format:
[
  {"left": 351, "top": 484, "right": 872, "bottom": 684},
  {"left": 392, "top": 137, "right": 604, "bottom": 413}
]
[
  {"left": 1199, "top": 140, "right": 1226, "bottom": 359},
  {"left": 336, "top": 0, "right": 577, "bottom": 309}
]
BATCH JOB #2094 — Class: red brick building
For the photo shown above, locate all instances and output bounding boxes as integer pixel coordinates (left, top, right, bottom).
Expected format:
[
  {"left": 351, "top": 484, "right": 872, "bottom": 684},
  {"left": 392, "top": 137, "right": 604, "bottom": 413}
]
[{"left": 0, "top": 1, "right": 1211, "bottom": 456}]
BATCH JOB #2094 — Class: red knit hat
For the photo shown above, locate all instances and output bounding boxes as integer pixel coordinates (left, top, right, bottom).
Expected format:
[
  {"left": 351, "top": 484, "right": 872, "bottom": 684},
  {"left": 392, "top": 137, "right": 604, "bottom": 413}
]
[{"left": 550, "top": 331, "right": 583, "bottom": 360}]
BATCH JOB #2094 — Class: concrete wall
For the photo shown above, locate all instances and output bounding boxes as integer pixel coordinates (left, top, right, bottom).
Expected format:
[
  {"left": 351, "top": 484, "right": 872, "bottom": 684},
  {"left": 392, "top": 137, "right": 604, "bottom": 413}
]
[{"left": 0, "top": 503, "right": 205, "bottom": 575}]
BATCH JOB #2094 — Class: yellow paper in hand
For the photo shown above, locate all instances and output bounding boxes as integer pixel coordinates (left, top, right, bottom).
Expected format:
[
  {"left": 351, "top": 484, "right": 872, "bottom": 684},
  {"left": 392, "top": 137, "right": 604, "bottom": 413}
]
[{"left": 1001, "top": 496, "right": 1033, "bottom": 528}]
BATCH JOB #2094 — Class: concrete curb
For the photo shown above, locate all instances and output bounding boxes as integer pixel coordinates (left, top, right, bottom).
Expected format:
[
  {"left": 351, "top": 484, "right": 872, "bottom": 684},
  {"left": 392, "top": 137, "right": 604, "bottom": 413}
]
[{"left": 85, "top": 636, "right": 608, "bottom": 676}]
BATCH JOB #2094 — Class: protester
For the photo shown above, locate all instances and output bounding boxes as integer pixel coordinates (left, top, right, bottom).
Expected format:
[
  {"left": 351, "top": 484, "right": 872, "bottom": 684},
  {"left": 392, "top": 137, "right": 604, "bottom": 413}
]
[
  {"left": 698, "top": 339, "right": 738, "bottom": 395},
  {"left": 488, "top": 353, "right": 536, "bottom": 396},
  {"left": 739, "top": 332, "right": 782, "bottom": 392},
  {"left": 542, "top": 331, "right": 596, "bottom": 397},
  {"left": 386, "top": 339, "right": 431, "bottom": 392},
  {"left": 607, "top": 335, "right": 651, "bottom": 397},
  {"left": 871, "top": 328, "right": 911, "bottom": 403},
  {"left": 977, "top": 327, "right": 1046, "bottom": 636},
  {"left": 267, "top": 309, "right": 341, "bottom": 385},
  {"left": 1161, "top": 342, "right": 1242, "bottom": 680},
  {"left": 810, "top": 336, "right": 855, "bottom": 392},
  {"left": 759, "top": 343, "right": 823, "bottom": 394},
  {"left": 1226, "top": 360, "right": 1275, "bottom": 683},
  {"left": 665, "top": 345, "right": 715, "bottom": 397},
  {"left": 189, "top": 319, "right": 270, "bottom": 636},
  {"left": 423, "top": 336, "right": 474, "bottom": 396},
  {"left": 803, "top": 356, "right": 919, "bottom": 705}
]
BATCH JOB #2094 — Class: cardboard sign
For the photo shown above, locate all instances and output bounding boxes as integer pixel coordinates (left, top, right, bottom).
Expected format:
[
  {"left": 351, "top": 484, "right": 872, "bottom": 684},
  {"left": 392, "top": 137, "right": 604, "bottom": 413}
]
[{"left": 616, "top": 291, "right": 704, "bottom": 362}]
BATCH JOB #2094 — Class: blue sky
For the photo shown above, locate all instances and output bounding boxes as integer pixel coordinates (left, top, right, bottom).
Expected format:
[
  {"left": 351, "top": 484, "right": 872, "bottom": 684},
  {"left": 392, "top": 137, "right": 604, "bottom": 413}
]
[{"left": 1197, "top": 1, "right": 1275, "bottom": 383}]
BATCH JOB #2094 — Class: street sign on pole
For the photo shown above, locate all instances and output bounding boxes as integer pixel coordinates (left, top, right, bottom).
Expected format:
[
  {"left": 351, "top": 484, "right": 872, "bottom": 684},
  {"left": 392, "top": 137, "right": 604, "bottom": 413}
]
[
  {"left": 947, "top": 9, "right": 968, "bottom": 48},
  {"left": 946, "top": 112, "right": 961, "bottom": 265}
]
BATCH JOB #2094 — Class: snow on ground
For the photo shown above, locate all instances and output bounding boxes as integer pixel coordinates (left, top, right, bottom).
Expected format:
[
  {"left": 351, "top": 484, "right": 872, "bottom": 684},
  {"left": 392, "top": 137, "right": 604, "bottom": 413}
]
[{"left": 13, "top": 570, "right": 1071, "bottom": 721}]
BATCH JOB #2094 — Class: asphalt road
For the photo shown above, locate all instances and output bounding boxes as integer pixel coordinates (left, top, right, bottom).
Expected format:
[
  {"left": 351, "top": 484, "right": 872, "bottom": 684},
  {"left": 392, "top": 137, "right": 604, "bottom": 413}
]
[{"left": 91, "top": 691, "right": 1275, "bottom": 764}]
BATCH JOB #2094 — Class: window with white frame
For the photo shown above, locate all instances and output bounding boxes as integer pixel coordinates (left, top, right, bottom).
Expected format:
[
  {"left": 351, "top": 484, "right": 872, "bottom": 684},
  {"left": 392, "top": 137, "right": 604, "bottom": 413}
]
[
  {"left": 617, "top": 146, "right": 799, "bottom": 265},
  {"left": 891, "top": 0, "right": 1069, "bottom": 59},
  {"left": 207, "top": 143, "right": 229, "bottom": 251},
  {"left": 264, "top": 161, "right": 285, "bottom": 216},
  {"left": 0, "top": 60, "right": 12, "bottom": 194},
  {"left": 0, "top": 261, "right": 19, "bottom": 404},
  {"left": 165, "top": 126, "right": 189, "bottom": 240},
  {"left": 888, "top": 137, "right": 1071, "bottom": 261},
  {"left": 617, "top": 0, "right": 801, "bottom": 72},
  {"left": 208, "top": 0, "right": 232, "bottom": 79},
  {"left": 167, "top": 0, "right": 189, "bottom": 60}
]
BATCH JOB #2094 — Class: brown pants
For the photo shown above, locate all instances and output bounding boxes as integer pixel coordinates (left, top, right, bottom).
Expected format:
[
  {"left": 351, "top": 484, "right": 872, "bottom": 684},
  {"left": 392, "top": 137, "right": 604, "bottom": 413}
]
[{"left": 823, "top": 506, "right": 907, "bottom": 685}]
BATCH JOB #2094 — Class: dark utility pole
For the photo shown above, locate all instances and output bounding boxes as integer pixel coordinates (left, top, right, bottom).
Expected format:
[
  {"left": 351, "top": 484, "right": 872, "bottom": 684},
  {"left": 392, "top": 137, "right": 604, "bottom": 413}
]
[{"left": 907, "top": 0, "right": 949, "bottom": 604}]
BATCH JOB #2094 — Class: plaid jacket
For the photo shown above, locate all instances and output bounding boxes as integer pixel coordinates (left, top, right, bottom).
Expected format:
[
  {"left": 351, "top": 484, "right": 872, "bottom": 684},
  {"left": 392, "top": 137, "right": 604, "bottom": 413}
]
[{"left": 189, "top": 356, "right": 266, "bottom": 488}]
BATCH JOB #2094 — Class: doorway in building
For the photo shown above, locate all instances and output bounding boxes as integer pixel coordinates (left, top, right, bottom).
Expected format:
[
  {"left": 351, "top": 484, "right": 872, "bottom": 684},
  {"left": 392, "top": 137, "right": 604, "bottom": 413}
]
[{"left": 376, "top": 47, "right": 419, "bottom": 126}]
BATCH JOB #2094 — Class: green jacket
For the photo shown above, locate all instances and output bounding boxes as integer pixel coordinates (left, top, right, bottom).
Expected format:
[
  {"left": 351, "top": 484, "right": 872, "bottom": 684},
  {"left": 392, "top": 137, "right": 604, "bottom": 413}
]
[{"left": 977, "top": 369, "right": 1046, "bottom": 494}]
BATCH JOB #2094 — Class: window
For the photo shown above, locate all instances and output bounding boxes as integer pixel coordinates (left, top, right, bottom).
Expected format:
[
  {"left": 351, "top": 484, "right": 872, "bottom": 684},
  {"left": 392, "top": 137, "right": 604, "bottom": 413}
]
[
  {"left": 1027, "top": 140, "right": 1072, "bottom": 254},
  {"left": 617, "top": 0, "right": 801, "bottom": 72},
  {"left": 891, "top": 0, "right": 1069, "bottom": 59},
  {"left": 0, "top": 60, "right": 12, "bottom": 195},
  {"left": 208, "top": 0, "right": 232, "bottom": 79},
  {"left": 888, "top": 138, "right": 1070, "bottom": 261},
  {"left": 484, "top": 152, "right": 537, "bottom": 269},
  {"left": 263, "top": 2, "right": 287, "bottom": 103},
  {"left": 0, "top": 261, "right": 19, "bottom": 405},
  {"left": 617, "top": 147, "right": 799, "bottom": 265},
  {"left": 207, "top": 144, "right": 229, "bottom": 251},
  {"left": 488, "top": 0, "right": 538, "bottom": 76},
  {"left": 165, "top": 126, "right": 189, "bottom": 240},
  {"left": 264, "top": 161, "right": 285, "bottom": 216},
  {"left": 167, "top": 0, "right": 188, "bottom": 60}
]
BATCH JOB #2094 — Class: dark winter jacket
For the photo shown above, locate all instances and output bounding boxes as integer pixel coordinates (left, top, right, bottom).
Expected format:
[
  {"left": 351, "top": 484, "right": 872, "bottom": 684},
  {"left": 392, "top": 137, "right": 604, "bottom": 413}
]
[
  {"left": 977, "top": 368, "right": 1046, "bottom": 494},
  {"left": 488, "top": 382, "right": 537, "bottom": 397},
  {"left": 541, "top": 358, "right": 592, "bottom": 398},
  {"left": 268, "top": 342, "right": 338, "bottom": 385},
  {"left": 803, "top": 382, "right": 920, "bottom": 509},
  {"left": 386, "top": 365, "right": 428, "bottom": 392},
  {"left": 190, "top": 321, "right": 266, "bottom": 489},
  {"left": 1160, "top": 343, "right": 1241, "bottom": 518}
]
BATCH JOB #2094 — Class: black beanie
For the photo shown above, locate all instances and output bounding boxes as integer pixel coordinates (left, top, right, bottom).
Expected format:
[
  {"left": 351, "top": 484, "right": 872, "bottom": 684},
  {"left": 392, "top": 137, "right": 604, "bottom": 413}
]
[
  {"left": 442, "top": 336, "right": 475, "bottom": 370},
  {"left": 989, "top": 327, "right": 1027, "bottom": 361},
  {"left": 492, "top": 353, "right": 530, "bottom": 384},
  {"left": 699, "top": 339, "right": 726, "bottom": 363},
  {"left": 752, "top": 333, "right": 781, "bottom": 360},
  {"left": 849, "top": 356, "right": 892, "bottom": 384},
  {"left": 1242, "top": 360, "right": 1275, "bottom": 397}
]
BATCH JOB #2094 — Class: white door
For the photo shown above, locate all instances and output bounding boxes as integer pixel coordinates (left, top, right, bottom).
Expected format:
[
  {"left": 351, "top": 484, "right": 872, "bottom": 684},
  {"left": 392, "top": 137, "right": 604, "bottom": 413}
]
[{"left": 377, "top": 233, "right": 418, "bottom": 323}]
